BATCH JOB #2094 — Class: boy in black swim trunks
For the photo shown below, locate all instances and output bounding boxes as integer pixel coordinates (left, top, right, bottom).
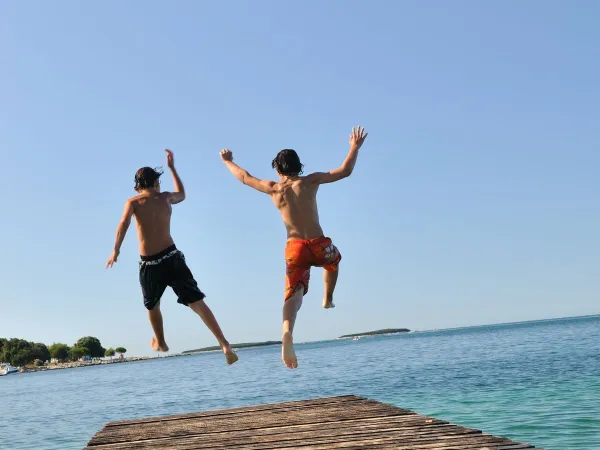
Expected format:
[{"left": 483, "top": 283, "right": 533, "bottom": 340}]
[{"left": 106, "top": 149, "right": 238, "bottom": 364}]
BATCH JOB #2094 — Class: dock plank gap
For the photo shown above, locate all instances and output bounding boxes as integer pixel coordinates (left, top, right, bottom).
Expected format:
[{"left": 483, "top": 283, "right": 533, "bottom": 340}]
[{"left": 84, "top": 395, "right": 543, "bottom": 449}]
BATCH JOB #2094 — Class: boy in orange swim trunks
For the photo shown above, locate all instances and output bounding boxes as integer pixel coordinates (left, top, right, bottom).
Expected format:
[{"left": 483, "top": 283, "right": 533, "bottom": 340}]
[{"left": 220, "top": 126, "right": 368, "bottom": 369}]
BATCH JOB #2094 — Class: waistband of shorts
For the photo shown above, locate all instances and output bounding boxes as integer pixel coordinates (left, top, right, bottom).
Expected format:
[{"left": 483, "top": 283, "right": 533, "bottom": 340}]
[
  {"left": 140, "top": 244, "right": 178, "bottom": 262},
  {"left": 286, "top": 235, "right": 326, "bottom": 245}
]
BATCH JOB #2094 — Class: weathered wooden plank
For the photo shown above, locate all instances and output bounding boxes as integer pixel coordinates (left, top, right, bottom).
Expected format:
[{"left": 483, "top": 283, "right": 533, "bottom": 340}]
[
  {"left": 271, "top": 442, "right": 535, "bottom": 450},
  {"left": 107, "top": 395, "right": 365, "bottom": 427},
  {"left": 104, "top": 434, "right": 516, "bottom": 450},
  {"left": 206, "top": 433, "right": 514, "bottom": 450},
  {"left": 226, "top": 436, "right": 522, "bottom": 450},
  {"left": 86, "top": 420, "right": 460, "bottom": 449},
  {"left": 84, "top": 395, "right": 539, "bottom": 449},
  {"left": 88, "top": 427, "right": 524, "bottom": 450},
  {"left": 96, "top": 406, "right": 419, "bottom": 443},
  {"left": 88, "top": 400, "right": 410, "bottom": 445}
]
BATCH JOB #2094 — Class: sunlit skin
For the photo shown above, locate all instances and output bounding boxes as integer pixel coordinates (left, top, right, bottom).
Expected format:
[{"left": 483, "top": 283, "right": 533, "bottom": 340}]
[
  {"left": 106, "top": 150, "right": 238, "bottom": 365},
  {"left": 221, "top": 127, "right": 368, "bottom": 368}
]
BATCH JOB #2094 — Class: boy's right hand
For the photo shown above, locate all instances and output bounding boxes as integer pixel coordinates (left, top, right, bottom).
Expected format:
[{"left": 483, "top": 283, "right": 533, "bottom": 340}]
[
  {"left": 165, "top": 149, "right": 175, "bottom": 168},
  {"left": 349, "top": 126, "right": 368, "bottom": 150},
  {"left": 220, "top": 149, "right": 233, "bottom": 162},
  {"left": 105, "top": 250, "right": 119, "bottom": 269}
]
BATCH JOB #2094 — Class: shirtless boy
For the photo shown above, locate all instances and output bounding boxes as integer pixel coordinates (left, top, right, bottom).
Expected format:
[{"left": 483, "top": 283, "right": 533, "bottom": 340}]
[
  {"left": 106, "top": 149, "right": 238, "bottom": 365},
  {"left": 220, "top": 126, "right": 368, "bottom": 369}
]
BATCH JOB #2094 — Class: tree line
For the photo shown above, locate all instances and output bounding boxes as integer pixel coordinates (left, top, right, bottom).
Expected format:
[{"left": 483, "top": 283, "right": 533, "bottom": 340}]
[{"left": 0, "top": 336, "right": 127, "bottom": 367}]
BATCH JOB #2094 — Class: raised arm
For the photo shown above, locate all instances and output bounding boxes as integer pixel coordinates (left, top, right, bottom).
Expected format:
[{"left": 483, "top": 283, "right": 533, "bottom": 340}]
[
  {"left": 106, "top": 199, "right": 134, "bottom": 268},
  {"left": 220, "top": 149, "right": 275, "bottom": 195},
  {"left": 306, "top": 126, "right": 368, "bottom": 184},
  {"left": 165, "top": 149, "right": 185, "bottom": 204}
]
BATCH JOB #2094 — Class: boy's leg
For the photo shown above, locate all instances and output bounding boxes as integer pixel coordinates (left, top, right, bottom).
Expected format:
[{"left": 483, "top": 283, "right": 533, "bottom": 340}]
[
  {"left": 140, "top": 261, "right": 169, "bottom": 352},
  {"left": 170, "top": 250, "right": 238, "bottom": 365},
  {"left": 188, "top": 300, "right": 238, "bottom": 365},
  {"left": 282, "top": 240, "right": 310, "bottom": 369},
  {"left": 148, "top": 303, "right": 169, "bottom": 352},
  {"left": 323, "top": 268, "right": 339, "bottom": 309},
  {"left": 310, "top": 237, "right": 341, "bottom": 309},
  {"left": 282, "top": 287, "right": 304, "bottom": 369}
]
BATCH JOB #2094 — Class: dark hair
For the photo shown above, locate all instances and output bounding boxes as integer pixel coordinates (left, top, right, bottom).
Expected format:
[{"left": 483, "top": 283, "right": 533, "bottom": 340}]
[
  {"left": 134, "top": 167, "right": 163, "bottom": 190},
  {"left": 271, "top": 149, "right": 304, "bottom": 177}
]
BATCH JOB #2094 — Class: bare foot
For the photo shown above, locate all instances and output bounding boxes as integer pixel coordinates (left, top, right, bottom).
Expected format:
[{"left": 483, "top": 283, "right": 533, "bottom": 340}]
[
  {"left": 222, "top": 344, "right": 239, "bottom": 365},
  {"left": 281, "top": 332, "right": 298, "bottom": 369},
  {"left": 150, "top": 337, "right": 169, "bottom": 352},
  {"left": 323, "top": 295, "right": 335, "bottom": 309}
]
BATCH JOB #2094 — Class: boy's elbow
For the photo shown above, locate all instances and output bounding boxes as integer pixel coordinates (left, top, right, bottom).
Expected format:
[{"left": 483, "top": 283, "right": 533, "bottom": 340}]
[
  {"left": 173, "top": 191, "right": 186, "bottom": 203},
  {"left": 340, "top": 167, "right": 353, "bottom": 178}
]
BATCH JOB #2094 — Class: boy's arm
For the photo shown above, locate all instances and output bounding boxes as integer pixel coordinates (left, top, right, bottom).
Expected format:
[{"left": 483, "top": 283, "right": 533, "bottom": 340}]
[
  {"left": 106, "top": 199, "right": 134, "bottom": 268},
  {"left": 306, "top": 126, "right": 368, "bottom": 184},
  {"left": 220, "top": 149, "right": 275, "bottom": 194},
  {"left": 165, "top": 149, "right": 185, "bottom": 204}
]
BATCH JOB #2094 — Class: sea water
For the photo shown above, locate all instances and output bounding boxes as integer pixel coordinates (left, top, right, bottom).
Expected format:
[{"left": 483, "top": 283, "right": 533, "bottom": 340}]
[{"left": 1, "top": 315, "right": 598, "bottom": 449}]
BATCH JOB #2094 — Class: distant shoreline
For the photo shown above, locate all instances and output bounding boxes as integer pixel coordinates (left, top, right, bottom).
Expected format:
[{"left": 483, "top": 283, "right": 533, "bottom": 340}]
[
  {"left": 183, "top": 341, "right": 282, "bottom": 354},
  {"left": 338, "top": 328, "right": 410, "bottom": 339},
  {"left": 17, "top": 354, "right": 186, "bottom": 374},
  {"left": 13, "top": 315, "right": 598, "bottom": 375}
]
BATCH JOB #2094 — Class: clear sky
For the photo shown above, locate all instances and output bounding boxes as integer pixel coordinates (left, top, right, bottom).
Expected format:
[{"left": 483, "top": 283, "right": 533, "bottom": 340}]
[{"left": 2, "top": 1, "right": 598, "bottom": 357}]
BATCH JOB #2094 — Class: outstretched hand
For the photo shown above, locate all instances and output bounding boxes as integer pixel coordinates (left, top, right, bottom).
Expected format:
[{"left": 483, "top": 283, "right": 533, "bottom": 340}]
[
  {"left": 349, "top": 126, "right": 368, "bottom": 150},
  {"left": 220, "top": 148, "right": 233, "bottom": 162},
  {"left": 165, "top": 149, "right": 175, "bottom": 168},
  {"left": 105, "top": 250, "right": 119, "bottom": 269}
]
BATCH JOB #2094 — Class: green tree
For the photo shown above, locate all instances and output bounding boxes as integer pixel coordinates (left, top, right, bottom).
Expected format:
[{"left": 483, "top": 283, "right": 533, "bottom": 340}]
[
  {"left": 75, "top": 337, "right": 105, "bottom": 358},
  {"left": 105, "top": 347, "right": 116, "bottom": 358},
  {"left": 12, "top": 351, "right": 34, "bottom": 367},
  {"left": 0, "top": 338, "right": 7, "bottom": 357},
  {"left": 31, "top": 343, "right": 50, "bottom": 362},
  {"left": 49, "top": 343, "right": 70, "bottom": 362},
  {"left": 1, "top": 339, "right": 35, "bottom": 366},
  {"left": 69, "top": 346, "right": 89, "bottom": 361},
  {"left": 115, "top": 347, "right": 127, "bottom": 357}
]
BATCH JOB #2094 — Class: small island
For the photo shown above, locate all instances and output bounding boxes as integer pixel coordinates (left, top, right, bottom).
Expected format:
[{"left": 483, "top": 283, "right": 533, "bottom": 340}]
[
  {"left": 338, "top": 328, "right": 410, "bottom": 339},
  {"left": 183, "top": 341, "right": 282, "bottom": 353}
]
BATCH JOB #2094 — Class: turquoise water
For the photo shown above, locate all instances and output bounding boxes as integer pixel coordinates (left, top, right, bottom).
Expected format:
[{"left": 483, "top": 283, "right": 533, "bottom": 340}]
[{"left": 1, "top": 315, "right": 598, "bottom": 449}]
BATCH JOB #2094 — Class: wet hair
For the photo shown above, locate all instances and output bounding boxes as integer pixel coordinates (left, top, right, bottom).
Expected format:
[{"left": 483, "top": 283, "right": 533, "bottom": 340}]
[
  {"left": 271, "top": 149, "right": 304, "bottom": 177},
  {"left": 134, "top": 167, "right": 163, "bottom": 190}
]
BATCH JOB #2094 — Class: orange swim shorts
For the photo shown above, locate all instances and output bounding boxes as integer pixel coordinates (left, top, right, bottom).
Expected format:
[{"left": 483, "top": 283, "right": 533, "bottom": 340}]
[{"left": 284, "top": 236, "right": 341, "bottom": 301}]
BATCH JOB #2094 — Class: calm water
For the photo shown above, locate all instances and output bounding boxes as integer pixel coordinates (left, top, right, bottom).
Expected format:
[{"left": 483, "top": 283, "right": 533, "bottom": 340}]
[{"left": 1, "top": 315, "right": 598, "bottom": 449}]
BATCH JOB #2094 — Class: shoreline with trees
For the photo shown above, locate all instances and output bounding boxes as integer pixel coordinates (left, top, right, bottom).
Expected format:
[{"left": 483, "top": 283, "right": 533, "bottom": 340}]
[
  {"left": 183, "top": 341, "right": 282, "bottom": 353},
  {"left": 0, "top": 336, "right": 131, "bottom": 372},
  {"left": 338, "top": 328, "right": 410, "bottom": 339}
]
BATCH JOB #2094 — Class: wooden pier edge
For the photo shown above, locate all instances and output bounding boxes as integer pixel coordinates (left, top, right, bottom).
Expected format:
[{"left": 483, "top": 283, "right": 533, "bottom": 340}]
[{"left": 84, "top": 394, "right": 543, "bottom": 449}]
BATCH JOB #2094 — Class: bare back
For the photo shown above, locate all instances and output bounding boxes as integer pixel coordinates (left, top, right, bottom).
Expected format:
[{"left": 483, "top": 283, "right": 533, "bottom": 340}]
[
  {"left": 270, "top": 177, "right": 324, "bottom": 240},
  {"left": 131, "top": 192, "right": 175, "bottom": 256}
]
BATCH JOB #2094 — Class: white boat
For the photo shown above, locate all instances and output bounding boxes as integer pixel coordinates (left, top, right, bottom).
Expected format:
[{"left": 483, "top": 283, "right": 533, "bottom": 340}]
[{"left": 0, "top": 363, "right": 20, "bottom": 376}]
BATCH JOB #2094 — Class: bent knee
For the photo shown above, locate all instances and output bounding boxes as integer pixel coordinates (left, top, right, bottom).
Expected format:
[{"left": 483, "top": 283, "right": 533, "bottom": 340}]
[
  {"left": 323, "top": 258, "right": 341, "bottom": 272},
  {"left": 285, "top": 283, "right": 307, "bottom": 302},
  {"left": 145, "top": 298, "right": 161, "bottom": 311}
]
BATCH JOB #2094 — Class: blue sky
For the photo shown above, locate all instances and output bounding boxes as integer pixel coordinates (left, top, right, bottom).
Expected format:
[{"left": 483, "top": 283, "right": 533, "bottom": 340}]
[{"left": 2, "top": 1, "right": 598, "bottom": 357}]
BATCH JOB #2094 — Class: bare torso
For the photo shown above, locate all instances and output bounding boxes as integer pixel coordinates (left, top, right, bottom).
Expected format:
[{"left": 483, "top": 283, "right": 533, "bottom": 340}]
[
  {"left": 130, "top": 192, "right": 175, "bottom": 256},
  {"left": 270, "top": 177, "right": 324, "bottom": 240}
]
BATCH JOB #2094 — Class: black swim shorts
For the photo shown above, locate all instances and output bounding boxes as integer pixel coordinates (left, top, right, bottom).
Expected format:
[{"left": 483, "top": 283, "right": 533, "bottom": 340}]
[{"left": 139, "top": 244, "right": 206, "bottom": 310}]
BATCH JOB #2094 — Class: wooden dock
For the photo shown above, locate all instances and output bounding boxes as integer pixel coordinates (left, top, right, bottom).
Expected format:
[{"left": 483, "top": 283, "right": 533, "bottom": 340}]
[{"left": 85, "top": 395, "right": 542, "bottom": 449}]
